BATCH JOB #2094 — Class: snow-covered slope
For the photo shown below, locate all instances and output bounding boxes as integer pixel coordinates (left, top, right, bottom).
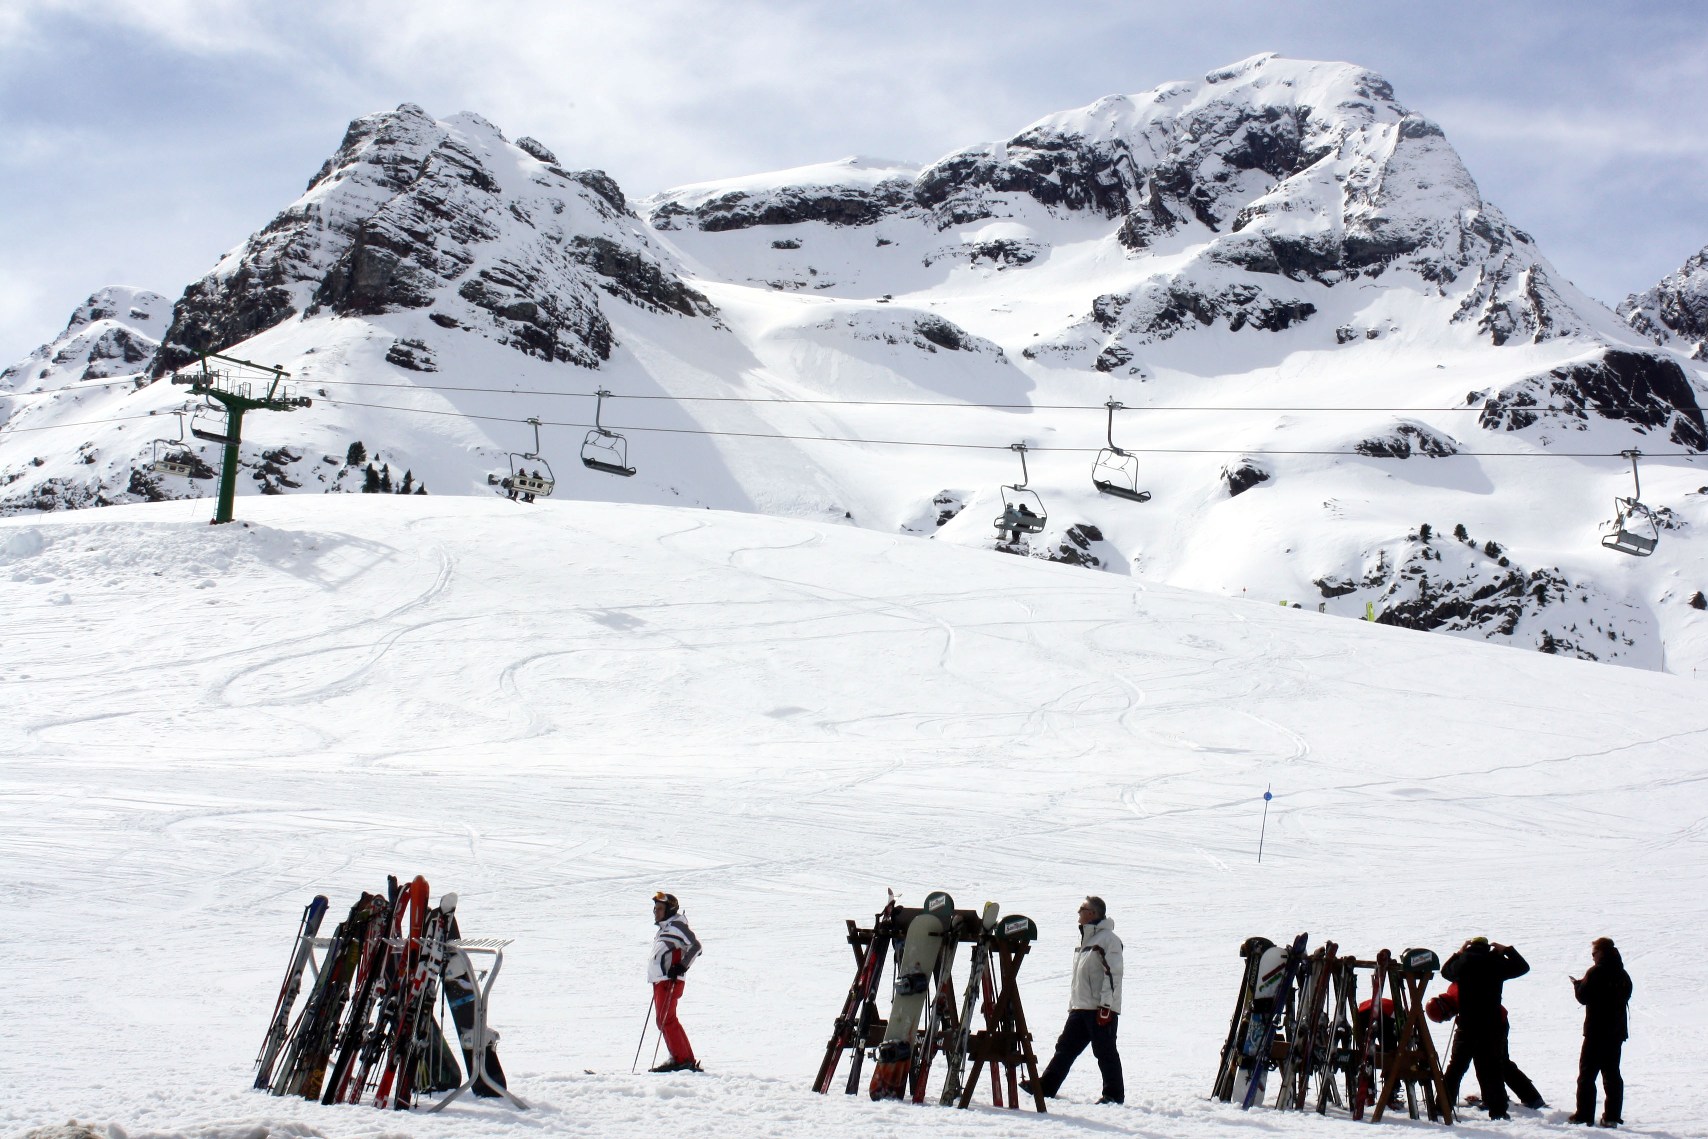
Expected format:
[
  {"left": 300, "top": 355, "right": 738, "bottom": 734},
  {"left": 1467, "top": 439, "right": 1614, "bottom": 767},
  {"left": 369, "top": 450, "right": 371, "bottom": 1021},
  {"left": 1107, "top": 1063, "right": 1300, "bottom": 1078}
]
[
  {"left": 1622, "top": 243, "right": 1708, "bottom": 361},
  {"left": 2, "top": 495, "right": 1705, "bottom": 1138},
  {"left": 5, "top": 56, "right": 1708, "bottom": 675}
]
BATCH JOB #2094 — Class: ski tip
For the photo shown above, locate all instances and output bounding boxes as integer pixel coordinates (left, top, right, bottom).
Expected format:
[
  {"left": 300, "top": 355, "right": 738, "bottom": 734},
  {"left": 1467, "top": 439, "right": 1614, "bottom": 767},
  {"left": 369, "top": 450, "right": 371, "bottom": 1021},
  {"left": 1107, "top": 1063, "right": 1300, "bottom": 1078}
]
[{"left": 440, "top": 892, "right": 459, "bottom": 914}]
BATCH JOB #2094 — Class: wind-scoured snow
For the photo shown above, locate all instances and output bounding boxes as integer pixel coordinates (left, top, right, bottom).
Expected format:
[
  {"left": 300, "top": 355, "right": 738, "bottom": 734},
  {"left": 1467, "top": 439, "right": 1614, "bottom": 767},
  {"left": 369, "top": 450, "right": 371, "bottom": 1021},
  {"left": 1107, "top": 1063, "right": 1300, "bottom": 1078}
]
[{"left": 2, "top": 495, "right": 1705, "bottom": 1139}]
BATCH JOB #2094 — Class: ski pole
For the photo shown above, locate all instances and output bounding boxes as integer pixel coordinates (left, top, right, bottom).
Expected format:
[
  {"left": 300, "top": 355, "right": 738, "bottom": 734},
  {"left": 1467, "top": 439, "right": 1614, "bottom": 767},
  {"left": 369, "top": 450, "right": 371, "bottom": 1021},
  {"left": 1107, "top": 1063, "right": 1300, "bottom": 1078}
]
[
  {"left": 1258, "top": 785, "right": 1273, "bottom": 863},
  {"left": 631, "top": 993, "right": 656, "bottom": 1073}
]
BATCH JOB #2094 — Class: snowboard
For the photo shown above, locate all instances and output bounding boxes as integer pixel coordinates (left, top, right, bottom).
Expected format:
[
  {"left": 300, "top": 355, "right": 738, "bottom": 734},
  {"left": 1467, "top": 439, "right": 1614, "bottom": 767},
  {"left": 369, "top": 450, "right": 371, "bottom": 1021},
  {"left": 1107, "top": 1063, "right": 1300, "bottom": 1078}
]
[
  {"left": 254, "top": 895, "right": 328, "bottom": 1090},
  {"left": 938, "top": 901, "right": 1000, "bottom": 1106},
  {"left": 1214, "top": 935, "right": 1275, "bottom": 1101},
  {"left": 868, "top": 890, "right": 953, "bottom": 1100},
  {"left": 441, "top": 896, "right": 509, "bottom": 1096},
  {"left": 1239, "top": 932, "right": 1309, "bottom": 1109}
]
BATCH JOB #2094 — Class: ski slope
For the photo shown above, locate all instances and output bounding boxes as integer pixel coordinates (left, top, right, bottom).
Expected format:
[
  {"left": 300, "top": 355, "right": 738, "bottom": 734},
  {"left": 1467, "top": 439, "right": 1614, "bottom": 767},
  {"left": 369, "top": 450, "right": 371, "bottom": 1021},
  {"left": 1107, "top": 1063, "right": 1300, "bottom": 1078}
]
[{"left": 2, "top": 495, "right": 1704, "bottom": 1139}]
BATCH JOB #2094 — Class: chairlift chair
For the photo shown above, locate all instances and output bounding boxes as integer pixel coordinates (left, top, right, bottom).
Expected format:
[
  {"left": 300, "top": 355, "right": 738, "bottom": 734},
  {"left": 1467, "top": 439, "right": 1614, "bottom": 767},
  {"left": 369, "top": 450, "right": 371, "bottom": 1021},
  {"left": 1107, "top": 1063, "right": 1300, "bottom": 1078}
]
[
  {"left": 1091, "top": 400, "right": 1152, "bottom": 503},
  {"left": 491, "top": 417, "right": 556, "bottom": 502},
  {"left": 1602, "top": 449, "right": 1659, "bottom": 557},
  {"left": 994, "top": 443, "right": 1048, "bottom": 541},
  {"left": 189, "top": 401, "right": 233, "bottom": 446},
  {"left": 581, "top": 389, "right": 636, "bottom": 477},
  {"left": 149, "top": 412, "right": 197, "bottom": 477}
]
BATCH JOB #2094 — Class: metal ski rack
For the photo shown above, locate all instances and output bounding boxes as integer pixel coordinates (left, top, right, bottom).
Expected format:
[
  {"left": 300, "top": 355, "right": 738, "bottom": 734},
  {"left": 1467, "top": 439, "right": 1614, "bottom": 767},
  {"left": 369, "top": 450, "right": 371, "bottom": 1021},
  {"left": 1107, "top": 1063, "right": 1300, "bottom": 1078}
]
[
  {"left": 426, "top": 938, "right": 529, "bottom": 1112},
  {"left": 170, "top": 352, "right": 310, "bottom": 524}
]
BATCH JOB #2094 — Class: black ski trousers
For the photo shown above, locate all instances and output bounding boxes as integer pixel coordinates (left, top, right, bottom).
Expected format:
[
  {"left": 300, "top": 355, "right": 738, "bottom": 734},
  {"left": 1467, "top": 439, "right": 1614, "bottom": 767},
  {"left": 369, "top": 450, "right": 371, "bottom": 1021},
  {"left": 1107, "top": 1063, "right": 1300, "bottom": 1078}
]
[
  {"left": 1576, "top": 1037, "right": 1623, "bottom": 1123},
  {"left": 1446, "top": 1020, "right": 1513, "bottom": 1116},
  {"left": 1444, "top": 1027, "right": 1543, "bottom": 1109},
  {"left": 1039, "top": 1009, "right": 1123, "bottom": 1103}
]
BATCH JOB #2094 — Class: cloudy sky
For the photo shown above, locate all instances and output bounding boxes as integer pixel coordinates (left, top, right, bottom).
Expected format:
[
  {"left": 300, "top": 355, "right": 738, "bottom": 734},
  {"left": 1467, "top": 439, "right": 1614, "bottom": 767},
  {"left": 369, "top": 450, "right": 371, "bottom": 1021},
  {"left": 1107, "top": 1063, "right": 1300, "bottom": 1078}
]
[{"left": 2, "top": 0, "right": 1705, "bottom": 363}]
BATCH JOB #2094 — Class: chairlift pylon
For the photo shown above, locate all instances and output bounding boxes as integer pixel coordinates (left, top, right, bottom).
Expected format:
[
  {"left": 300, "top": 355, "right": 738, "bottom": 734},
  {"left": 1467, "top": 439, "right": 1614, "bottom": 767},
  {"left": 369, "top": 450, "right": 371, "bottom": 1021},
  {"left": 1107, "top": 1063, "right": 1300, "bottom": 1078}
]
[
  {"left": 994, "top": 442, "right": 1047, "bottom": 542},
  {"left": 488, "top": 416, "right": 556, "bottom": 503},
  {"left": 1601, "top": 449, "right": 1659, "bottom": 557},
  {"left": 149, "top": 412, "right": 197, "bottom": 478},
  {"left": 581, "top": 389, "right": 636, "bottom": 477},
  {"left": 1091, "top": 400, "right": 1152, "bottom": 503}
]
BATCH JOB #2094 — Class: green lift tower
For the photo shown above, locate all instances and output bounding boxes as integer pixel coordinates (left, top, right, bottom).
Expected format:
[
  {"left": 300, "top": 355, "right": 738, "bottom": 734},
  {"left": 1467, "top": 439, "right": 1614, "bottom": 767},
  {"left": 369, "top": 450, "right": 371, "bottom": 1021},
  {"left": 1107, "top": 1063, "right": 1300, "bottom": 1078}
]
[{"left": 171, "top": 353, "right": 311, "bottom": 524}]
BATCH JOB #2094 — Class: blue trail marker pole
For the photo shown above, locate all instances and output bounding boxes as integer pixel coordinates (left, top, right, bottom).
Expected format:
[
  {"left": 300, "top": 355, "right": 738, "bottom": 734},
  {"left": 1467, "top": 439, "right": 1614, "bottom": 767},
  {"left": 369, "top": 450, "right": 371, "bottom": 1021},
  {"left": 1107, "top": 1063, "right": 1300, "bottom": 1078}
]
[{"left": 1257, "top": 785, "right": 1273, "bottom": 863}]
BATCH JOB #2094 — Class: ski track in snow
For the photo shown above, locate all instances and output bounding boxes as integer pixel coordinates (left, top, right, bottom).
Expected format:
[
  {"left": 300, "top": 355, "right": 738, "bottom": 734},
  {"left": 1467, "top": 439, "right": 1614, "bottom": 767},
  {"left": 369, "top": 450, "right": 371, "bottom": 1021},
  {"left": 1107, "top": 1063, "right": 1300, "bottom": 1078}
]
[{"left": 2, "top": 496, "right": 1705, "bottom": 1139}]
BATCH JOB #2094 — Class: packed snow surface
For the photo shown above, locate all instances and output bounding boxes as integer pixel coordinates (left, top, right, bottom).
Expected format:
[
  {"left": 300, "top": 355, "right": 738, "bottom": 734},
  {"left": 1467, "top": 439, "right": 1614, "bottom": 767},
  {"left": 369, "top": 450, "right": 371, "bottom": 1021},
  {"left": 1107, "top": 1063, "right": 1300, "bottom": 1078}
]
[{"left": 3, "top": 495, "right": 1705, "bottom": 1139}]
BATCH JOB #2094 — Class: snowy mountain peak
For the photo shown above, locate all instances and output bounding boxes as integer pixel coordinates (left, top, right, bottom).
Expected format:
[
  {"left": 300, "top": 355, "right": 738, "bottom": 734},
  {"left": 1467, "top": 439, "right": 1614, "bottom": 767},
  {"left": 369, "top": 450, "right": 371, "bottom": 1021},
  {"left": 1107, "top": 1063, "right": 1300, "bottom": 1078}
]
[
  {"left": 1621, "top": 243, "right": 1708, "bottom": 361},
  {"left": 0, "top": 286, "right": 168, "bottom": 394},
  {"left": 154, "top": 102, "right": 703, "bottom": 376}
]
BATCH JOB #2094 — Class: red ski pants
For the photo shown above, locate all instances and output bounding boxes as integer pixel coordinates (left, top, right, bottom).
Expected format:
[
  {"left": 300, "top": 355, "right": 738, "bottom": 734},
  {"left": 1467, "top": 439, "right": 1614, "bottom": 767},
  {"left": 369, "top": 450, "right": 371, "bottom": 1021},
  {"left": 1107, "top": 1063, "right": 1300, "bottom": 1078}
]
[{"left": 653, "top": 980, "right": 694, "bottom": 1063}]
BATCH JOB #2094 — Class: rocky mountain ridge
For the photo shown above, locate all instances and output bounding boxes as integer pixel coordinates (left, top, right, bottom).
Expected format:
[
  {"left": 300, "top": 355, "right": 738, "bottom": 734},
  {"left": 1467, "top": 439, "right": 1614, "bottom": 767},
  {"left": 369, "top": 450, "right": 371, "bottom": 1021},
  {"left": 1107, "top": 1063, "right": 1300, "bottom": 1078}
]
[
  {"left": 1621, "top": 243, "right": 1708, "bottom": 361},
  {"left": 5, "top": 55, "right": 1708, "bottom": 673}
]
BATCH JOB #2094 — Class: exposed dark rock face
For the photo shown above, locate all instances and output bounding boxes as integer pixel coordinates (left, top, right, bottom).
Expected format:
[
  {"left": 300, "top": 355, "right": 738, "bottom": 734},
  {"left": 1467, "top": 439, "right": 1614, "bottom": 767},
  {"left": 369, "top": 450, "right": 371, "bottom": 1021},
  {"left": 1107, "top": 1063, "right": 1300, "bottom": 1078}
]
[
  {"left": 515, "top": 136, "right": 558, "bottom": 164},
  {"left": 1620, "top": 244, "right": 1708, "bottom": 360},
  {"left": 832, "top": 311, "right": 1001, "bottom": 357},
  {"left": 385, "top": 338, "right": 437, "bottom": 372},
  {"left": 1354, "top": 421, "right": 1460, "bottom": 458},
  {"left": 1348, "top": 529, "right": 1650, "bottom": 663},
  {"left": 1223, "top": 459, "right": 1271, "bottom": 496},
  {"left": 922, "top": 238, "right": 1040, "bottom": 270},
  {"left": 570, "top": 236, "right": 715, "bottom": 317},
  {"left": 152, "top": 104, "right": 704, "bottom": 376},
  {"left": 1476, "top": 349, "right": 1708, "bottom": 451},
  {"left": 652, "top": 178, "right": 915, "bottom": 231},
  {"left": 914, "top": 315, "right": 968, "bottom": 351},
  {"left": 1043, "top": 523, "right": 1108, "bottom": 568},
  {"left": 155, "top": 104, "right": 447, "bottom": 373}
]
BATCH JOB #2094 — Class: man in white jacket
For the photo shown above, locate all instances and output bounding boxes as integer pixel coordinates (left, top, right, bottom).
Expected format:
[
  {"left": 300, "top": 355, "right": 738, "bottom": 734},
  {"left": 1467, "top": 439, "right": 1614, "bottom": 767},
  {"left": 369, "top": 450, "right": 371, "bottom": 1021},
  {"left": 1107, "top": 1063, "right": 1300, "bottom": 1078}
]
[
  {"left": 647, "top": 891, "right": 703, "bottom": 1072},
  {"left": 1031, "top": 896, "right": 1124, "bottom": 1104}
]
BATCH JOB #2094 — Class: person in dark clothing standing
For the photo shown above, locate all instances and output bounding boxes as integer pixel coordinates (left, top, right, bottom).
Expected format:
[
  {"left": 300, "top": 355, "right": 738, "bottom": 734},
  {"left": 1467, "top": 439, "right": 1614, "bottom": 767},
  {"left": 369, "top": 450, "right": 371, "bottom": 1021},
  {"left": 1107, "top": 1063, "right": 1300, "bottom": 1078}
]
[
  {"left": 1440, "top": 937, "right": 1530, "bottom": 1119},
  {"left": 1426, "top": 982, "right": 1546, "bottom": 1110},
  {"left": 1024, "top": 896, "right": 1125, "bottom": 1105},
  {"left": 1570, "top": 938, "right": 1632, "bottom": 1127}
]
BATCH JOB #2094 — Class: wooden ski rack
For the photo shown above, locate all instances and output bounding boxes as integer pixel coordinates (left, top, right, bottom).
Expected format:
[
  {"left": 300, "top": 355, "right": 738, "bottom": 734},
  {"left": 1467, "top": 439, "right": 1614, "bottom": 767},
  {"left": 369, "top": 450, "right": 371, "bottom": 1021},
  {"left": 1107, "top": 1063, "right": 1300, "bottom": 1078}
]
[
  {"left": 1218, "top": 938, "right": 1452, "bottom": 1125},
  {"left": 955, "top": 914, "right": 1045, "bottom": 1113},
  {"left": 814, "top": 899, "right": 1043, "bottom": 1112}
]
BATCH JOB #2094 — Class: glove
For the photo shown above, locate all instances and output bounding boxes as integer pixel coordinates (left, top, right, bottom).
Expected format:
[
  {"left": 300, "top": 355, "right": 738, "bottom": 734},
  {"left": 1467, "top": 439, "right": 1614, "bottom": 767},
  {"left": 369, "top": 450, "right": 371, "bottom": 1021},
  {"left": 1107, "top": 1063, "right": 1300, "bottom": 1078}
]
[
  {"left": 1096, "top": 1008, "right": 1113, "bottom": 1025},
  {"left": 666, "top": 963, "right": 687, "bottom": 980}
]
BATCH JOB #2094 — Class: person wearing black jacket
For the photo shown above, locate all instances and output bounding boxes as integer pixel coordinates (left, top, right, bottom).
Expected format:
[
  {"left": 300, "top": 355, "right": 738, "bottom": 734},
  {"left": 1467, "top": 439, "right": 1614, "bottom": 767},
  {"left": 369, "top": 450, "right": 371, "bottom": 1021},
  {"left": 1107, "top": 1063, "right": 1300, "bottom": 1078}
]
[
  {"left": 1570, "top": 938, "right": 1633, "bottom": 1127},
  {"left": 1440, "top": 937, "right": 1530, "bottom": 1119}
]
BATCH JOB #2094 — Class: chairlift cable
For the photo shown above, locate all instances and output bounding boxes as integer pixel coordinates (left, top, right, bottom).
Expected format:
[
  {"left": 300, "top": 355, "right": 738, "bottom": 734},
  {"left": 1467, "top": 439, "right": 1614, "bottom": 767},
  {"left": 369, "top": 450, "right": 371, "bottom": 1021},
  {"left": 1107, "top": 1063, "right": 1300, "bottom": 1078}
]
[{"left": 314, "top": 397, "right": 1706, "bottom": 460}]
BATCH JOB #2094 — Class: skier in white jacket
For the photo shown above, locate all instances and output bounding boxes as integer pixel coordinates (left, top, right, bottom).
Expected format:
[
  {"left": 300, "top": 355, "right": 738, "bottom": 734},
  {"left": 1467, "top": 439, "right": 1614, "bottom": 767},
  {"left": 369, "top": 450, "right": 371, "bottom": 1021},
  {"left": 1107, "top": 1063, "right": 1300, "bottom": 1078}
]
[
  {"left": 1029, "top": 896, "right": 1125, "bottom": 1104},
  {"left": 647, "top": 891, "right": 703, "bottom": 1072}
]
